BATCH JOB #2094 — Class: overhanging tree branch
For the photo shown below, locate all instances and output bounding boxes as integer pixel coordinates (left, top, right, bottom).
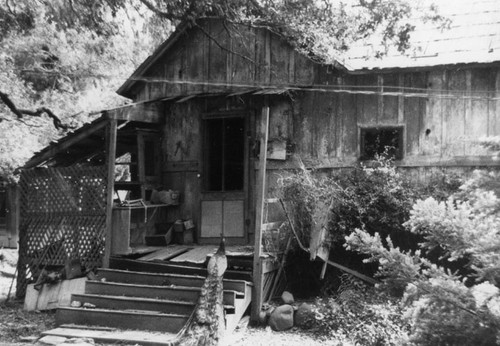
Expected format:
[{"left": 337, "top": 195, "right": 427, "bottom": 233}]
[
  {"left": 138, "top": 0, "right": 174, "bottom": 19},
  {"left": 194, "top": 23, "right": 257, "bottom": 65},
  {"left": 0, "top": 91, "right": 72, "bottom": 130}
]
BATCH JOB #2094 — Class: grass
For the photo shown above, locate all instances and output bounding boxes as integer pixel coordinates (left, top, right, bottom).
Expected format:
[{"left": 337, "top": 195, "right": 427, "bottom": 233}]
[{"left": 0, "top": 300, "right": 56, "bottom": 344}]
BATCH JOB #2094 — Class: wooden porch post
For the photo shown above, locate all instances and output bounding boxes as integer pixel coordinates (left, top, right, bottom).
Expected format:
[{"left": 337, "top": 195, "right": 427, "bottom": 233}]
[
  {"left": 251, "top": 101, "right": 270, "bottom": 322},
  {"left": 103, "top": 119, "right": 117, "bottom": 268}
]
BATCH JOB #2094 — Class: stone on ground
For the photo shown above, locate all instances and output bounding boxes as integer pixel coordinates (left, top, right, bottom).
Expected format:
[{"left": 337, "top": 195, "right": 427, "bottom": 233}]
[
  {"left": 38, "top": 335, "right": 67, "bottom": 345},
  {"left": 295, "top": 302, "right": 315, "bottom": 329},
  {"left": 59, "top": 337, "right": 95, "bottom": 346},
  {"left": 281, "top": 291, "right": 294, "bottom": 304},
  {"left": 268, "top": 304, "right": 294, "bottom": 331}
]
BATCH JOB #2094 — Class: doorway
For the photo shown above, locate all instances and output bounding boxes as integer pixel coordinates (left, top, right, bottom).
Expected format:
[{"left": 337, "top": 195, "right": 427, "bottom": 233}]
[{"left": 200, "top": 114, "right": 247, "bottom": 243}]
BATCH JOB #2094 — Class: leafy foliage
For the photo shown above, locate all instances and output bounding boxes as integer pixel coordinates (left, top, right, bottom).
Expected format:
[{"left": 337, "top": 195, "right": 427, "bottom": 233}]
[
  {"left": 0, "top": 0, "right": 445, "bottom": 180},
  {"left": 279, "top": 156, "right": 436, "bottom": 250},
  {"left": 345, "top": 170, "right": 500, "bottom": 345},
  {"left": 312, "top": 274, "right": 410, "bottom": 345},
  {"left": 0, "top": 1, "right": 173, "bottom": 181},
  {"left": 139, "top": 0, "right": 444, "bottom": 62}
]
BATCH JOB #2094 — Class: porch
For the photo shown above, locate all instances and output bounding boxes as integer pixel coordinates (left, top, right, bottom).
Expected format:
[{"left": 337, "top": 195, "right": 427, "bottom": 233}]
[{"left": 16, "top": 98, "right": 286, "bottom": 324}]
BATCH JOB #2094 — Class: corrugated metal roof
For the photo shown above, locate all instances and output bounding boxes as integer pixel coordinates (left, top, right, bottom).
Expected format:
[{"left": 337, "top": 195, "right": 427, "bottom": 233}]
[{"left": 342, "top": 0, "right": 500, "bottom": 71}]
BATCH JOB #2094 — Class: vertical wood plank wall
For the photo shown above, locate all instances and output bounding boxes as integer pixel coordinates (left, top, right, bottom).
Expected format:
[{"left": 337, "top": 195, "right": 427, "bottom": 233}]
[
  {"left": 266, "top": 67, "right": 500, "bottom": 171},
  {"left": 123, "top": 19, "right": 500, "bottom": 317},
  {"left": 131, "top": 19, "right": 316, "bottom": 101},
  {"left": 129, "top": 19, "right": 500, "bottom": 173},
  {"left": 128, "top": 20, "right": 500, "bottom": 244}
]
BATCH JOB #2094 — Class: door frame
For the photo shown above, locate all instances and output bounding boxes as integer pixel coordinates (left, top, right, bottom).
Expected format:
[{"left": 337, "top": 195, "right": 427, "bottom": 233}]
[{"left": 198, "top": 111, "right": 250, "bottom": 244}]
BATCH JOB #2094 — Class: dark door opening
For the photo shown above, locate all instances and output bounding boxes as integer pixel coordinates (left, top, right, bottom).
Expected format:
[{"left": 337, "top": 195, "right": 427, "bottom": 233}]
[
  {"left": 204, "top": 116, "right": 245, "bottom": 191},
  {"left": 201, "top": 114, "right": 247, "bottom": 242}
]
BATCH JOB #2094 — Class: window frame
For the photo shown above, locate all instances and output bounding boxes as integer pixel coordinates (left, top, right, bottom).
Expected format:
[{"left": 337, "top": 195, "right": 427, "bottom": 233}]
[{"left": 359, "top": 125, "right": 405, "bottom": 161}]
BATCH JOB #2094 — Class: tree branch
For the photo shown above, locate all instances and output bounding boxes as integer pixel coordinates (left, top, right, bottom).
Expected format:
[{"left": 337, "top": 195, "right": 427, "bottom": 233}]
[
  {"left": 0, "top": 91, "right": 72, "bottom": 130},
  {"left": 138, "top": 0, "right": 174, "bottom": 19},
  {"left": 194, "top": 23, "right": 257, "bottom": 65}
]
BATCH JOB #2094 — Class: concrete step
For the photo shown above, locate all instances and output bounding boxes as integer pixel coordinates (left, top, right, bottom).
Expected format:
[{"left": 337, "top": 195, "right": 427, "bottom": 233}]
[
  {"left": 56, "top": 307, "right": 188, "bottom": 333},
  {"left": 109, "top": 257, "right": 253, "bottom": 281},
  {"left": 71, "top": 293, "right": 195, "bottom": 315},
  {"left": 97, "top": 268, "right": 250, "bottom": 297},
  {"left": 42, "top": 326, "right": 178, "bottom": 346}
]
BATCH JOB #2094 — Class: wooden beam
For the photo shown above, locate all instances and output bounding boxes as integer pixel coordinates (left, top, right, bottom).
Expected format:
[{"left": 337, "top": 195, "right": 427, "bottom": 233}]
[
  {"left": 23, "top": 118, "right": 109, "bottom": 169},
  {"left": 136, "top": 132, "right": 146, "bottom": 200},
  {"left": 105, "top": 102, "right": 163, "bottom": 124},
  {"left": 325, "top": 259, "right": 378, "bottom": 285},
  {"left": 103, "top": 119, "right": 118, "bottom": 268},
  {"left": 251, "top": 102, "right": 270, "bottom": 322}
]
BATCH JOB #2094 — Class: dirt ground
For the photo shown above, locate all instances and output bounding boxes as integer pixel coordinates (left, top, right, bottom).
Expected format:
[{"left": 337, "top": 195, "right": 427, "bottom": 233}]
[{"left": 0, "top": 249, "right": 334, "bottom": 346}]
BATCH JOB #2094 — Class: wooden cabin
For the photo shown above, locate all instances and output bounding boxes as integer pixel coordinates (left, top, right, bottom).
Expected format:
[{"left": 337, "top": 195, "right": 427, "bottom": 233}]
[{"left": 18, "top": 2, "right": 500, "bottom": 341}]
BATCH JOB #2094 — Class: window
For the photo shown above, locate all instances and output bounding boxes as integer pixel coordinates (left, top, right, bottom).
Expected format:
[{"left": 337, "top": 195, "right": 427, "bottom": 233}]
[
  {"left": 360, "top": 126, "right": 403, "bottom": 160},
  {"left": 204, "top": 116, "right": 245, "bottom": 191}
]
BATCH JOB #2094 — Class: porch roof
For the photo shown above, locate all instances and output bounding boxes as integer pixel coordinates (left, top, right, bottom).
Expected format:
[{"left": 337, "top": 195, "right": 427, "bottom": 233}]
[
  {"left": 22, "top": 102, "right": 163, "bottom": 170},
  {"left": 22, "top": 88, "right": 289, "bottom": 170}
]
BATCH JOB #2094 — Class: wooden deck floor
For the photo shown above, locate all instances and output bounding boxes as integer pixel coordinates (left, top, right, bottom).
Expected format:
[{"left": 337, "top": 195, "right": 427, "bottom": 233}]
[{"left": 123, "top": 244, "right": 255, "bottom": 265}]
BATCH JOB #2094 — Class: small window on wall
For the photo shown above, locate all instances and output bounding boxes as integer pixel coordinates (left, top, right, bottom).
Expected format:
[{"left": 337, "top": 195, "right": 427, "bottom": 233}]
[{"left": 360, "top": 126, "right": 404, "bottom": 160}]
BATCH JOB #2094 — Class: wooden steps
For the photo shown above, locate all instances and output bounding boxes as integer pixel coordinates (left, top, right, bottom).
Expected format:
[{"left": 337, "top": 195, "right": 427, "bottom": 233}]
[
  {"left": 98, "top": 268, "right": 248, "bottom": 297},
  {"left": 43, "top": 326, "right": 177, "bottom": 346},
  {"left": 56, "top": 307, "right": 188, "bottom": 332},
  {"left": 70, "top": 293, "right": 195, "bottom": 315},
  {"left": 43, "top": 260, "right": 253, "bottom": 345},
  {"left": 85, "top": 280, "right": 201, "bottom": 302},
  {"left": 109, "top": 257, "right": 253, "bottom": 281}
]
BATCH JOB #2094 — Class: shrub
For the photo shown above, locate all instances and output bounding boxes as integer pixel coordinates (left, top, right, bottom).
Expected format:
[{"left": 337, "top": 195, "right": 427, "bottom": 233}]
[
  {"left": 345, "top": 170, "right": 500, "bottom": 345},
  {"left": 312, "top": 274, "right": 411, "bottom": 345},
  {"left": 279, "top": 155, "right": 421, "bottom": 250}
]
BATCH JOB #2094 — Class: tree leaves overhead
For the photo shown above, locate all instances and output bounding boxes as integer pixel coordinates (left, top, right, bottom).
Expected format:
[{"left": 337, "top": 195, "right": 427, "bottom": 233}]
[
  {"left": 0, "top": 0, "right": 172, "bottom": 180},
  {"left": 133, "top": 0, "right": 442, "bottom": 62},
  {"left": 0, "top": 0, "right": 442, "bottom": 181}
]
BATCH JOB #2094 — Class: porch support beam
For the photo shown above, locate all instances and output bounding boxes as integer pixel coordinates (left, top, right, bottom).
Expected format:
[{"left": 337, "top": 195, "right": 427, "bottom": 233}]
[
  {"left": 103, "top": 119, "right": 118, "bottom": 268},
  {"left": 104, "top": 102, "right": 163, "bottom": 123},
  {"left": 251, "top": 101, "right": 270, "bottom": 322}
]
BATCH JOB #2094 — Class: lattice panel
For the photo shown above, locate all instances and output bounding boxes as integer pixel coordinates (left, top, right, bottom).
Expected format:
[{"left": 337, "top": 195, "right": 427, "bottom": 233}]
[{"left": 17, "top": 165, "right": 107, "bottom": 297}]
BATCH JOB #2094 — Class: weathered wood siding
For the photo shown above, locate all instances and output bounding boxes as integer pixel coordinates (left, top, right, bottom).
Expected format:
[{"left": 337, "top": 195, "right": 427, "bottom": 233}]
[
  {"left": 130, "top": 19, "right": 315, "bottom": 101},
  {"left": 128, "top": 20, "right": 500, "bottom": 172},
  {"left": 127, "top": 20, "right": 500, "bottom": 242},
  {"left": 264, "top": 65, "right": 500, "bottom": 170}
]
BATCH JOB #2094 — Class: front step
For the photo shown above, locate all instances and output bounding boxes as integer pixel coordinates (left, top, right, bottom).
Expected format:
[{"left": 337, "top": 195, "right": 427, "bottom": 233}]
[
  {"left": 71, "top": 293, "right": 195, "bottom": 315},
  {"left": 110, "top": 257, "right": 253, "bottom": 281},
  {"left": 98, "top": 268, "right": 248, "bottom": 297},
  {"left": 56, "top": 307, "right": 188, "bottom": 333},
  {"left": 44, "top": 262, "right": 253, "bottom": 345},
  {"left": 85, "top": 281, "right": 200, "bottom": 302},
  {"left": 85, "top": 280, "right": 239, "bottom": 306},
  {"left": 42, "top": 326, "right": 177, "bottom": 346}
]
